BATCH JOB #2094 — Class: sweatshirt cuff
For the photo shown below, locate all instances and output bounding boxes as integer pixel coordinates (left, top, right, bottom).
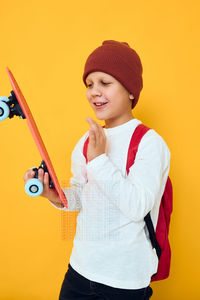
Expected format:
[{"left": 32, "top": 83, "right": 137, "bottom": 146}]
[
  {"left": 86, "top": 153, "right": 109, "bottom": 178},
  {"left": 48, "top": 200, "right": 66, "bottom": 210}
]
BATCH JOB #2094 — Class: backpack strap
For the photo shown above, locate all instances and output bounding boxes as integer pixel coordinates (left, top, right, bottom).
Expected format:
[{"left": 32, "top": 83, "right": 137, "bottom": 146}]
[
  {"left": 83, "top": 122, "right": 162, "bottom": 259},
  {"left": 144, "top": 213, "right": 161, "bottom": 259},
  {"left": 126, "top": 124, "right": 150, "bottom": 176},
  {"left": 126, "top": 123, "right": 161, "bottom": 259},
  {"left": 83, "top": 136, "right": 89, "bottom": 163}
]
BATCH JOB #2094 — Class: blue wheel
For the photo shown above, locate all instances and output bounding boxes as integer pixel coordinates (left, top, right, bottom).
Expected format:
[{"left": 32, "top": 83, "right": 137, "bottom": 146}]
[
  {"left": 0, "top": 100, "right": 10, "bottom": 121},
  {"left": 25, "top": 178, "right": 43, "bottom": 197},
  {"left": 0, "top": 96, "right": 9, "bottom": 102}
]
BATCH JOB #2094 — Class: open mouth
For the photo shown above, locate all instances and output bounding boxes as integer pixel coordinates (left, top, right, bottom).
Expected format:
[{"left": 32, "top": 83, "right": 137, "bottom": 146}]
[{"left": 94, "top": 102, "right": 108, "bottom": 107}]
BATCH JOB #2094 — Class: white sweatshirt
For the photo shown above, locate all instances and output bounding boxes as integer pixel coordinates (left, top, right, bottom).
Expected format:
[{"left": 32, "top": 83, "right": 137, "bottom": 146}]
[{"left": 52, "top": 118, "right": 170, "bottom": 289}]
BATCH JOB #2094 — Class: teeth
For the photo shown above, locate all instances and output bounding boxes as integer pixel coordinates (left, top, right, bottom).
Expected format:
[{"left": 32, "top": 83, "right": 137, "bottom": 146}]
[{"left": 95, "top": 102, "right": 107, "bottom": 106}]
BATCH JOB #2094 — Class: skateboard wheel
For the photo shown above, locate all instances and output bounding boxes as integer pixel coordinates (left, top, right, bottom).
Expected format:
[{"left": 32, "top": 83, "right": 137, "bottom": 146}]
[
  {"left": 25, "top": 178, "right": 43, "bottom": 197},
  {"left": 0, "top": 100, "right": 10, "bottom": 121},
  {"left": 0, "top": 96, "right": 9, "bottom": 102}
]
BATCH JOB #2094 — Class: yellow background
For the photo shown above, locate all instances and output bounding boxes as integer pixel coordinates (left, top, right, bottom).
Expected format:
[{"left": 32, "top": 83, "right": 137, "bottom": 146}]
[{"left": 0, "top": 0, "right": 199, "bottom": 299}]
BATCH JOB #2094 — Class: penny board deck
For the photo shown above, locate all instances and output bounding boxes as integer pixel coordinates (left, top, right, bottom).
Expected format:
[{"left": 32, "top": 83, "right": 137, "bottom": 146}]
[{"left": 6, "top": 67, "right": 68, "bottom": 208}]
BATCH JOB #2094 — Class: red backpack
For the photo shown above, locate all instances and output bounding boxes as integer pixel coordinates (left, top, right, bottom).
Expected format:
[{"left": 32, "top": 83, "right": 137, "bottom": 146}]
[{"left": 83, "top": 123, "right": 173, "bottom": 282}]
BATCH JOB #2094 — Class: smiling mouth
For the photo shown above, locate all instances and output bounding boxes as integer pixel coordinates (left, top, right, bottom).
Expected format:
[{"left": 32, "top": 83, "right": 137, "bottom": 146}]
[{"left": 94, "top": 102, "right": 108, "bottom": 107}]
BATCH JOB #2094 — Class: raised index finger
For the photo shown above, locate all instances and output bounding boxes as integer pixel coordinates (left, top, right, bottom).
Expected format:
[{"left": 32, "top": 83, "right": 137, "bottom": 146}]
[
  {"left": 86, "top": 117, "right": 101, "bottom": 139},
  {"left": 90, "top": 119, "right": 105, "bottom": 138}
]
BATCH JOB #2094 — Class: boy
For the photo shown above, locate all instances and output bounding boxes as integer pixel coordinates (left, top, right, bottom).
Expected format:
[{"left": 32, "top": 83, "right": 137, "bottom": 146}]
[{"left": 24, "top": 40, "right": 170, "bottom": 299}]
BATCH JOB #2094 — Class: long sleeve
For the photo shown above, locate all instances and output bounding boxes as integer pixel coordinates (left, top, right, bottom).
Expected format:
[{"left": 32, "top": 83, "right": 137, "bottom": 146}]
[
  {"left": 50, "top": 133, "right": 88, "bottom": 211},
  {"left": 86, "top": 129, "right": 170, "bottom": 222},
  {"left": 68, "top": 119, "right": 172, "bottom": 289}
]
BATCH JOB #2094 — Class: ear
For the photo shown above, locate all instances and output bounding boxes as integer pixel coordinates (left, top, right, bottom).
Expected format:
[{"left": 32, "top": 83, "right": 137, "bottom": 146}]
[{"left": 129, "top": 94, "right": 134, "bottom": 100}]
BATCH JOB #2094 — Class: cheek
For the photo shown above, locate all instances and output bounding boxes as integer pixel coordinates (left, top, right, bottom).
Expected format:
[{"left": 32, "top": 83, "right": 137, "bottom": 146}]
[
  {"left": 104, "top": 89, "right": 115, "bottom": 102},
  {"left": 86, "top": 90, "right": 91, "bottom": 102},
  {"left": 108, "top": 85, "right": 122, "bottom": 99}
]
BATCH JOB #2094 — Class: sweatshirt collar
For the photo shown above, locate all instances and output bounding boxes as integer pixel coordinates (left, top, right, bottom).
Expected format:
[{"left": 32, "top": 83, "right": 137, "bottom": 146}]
[{"left": 103, "top": 118, "right": 141, "bottom": 135}]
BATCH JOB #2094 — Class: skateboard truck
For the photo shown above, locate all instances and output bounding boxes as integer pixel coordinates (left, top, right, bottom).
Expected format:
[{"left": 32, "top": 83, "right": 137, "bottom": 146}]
[
  {"left": 0, "top": 91, "right": 26, "bottom": 120},
  {"left": 25, "top": 160, "right": 55, "bottom": 197}
]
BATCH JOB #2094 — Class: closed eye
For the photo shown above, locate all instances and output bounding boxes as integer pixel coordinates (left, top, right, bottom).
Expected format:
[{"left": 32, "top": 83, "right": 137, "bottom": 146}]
[{"left": 86, "top": 81, "right": 110, "bottom": 88}]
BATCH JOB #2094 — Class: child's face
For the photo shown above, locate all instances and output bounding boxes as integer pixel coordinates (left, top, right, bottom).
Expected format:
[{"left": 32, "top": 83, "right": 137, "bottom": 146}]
[{"left": 85, "top": 71, "right": 134, "bottom": 128}]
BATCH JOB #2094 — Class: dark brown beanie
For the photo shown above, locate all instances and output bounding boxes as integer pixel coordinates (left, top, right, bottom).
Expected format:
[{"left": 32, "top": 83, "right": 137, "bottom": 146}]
[{"left": 82, "top": 40, "right": 143, "bottom": 109}]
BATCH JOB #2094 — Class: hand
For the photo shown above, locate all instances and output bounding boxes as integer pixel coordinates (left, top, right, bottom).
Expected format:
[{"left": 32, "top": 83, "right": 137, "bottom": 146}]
[
  {"left": 23, "top": 168, "right": 64, "bottom": 208},
  {"left": 85, "top": 117, "right": 106, "bottom": 162}
]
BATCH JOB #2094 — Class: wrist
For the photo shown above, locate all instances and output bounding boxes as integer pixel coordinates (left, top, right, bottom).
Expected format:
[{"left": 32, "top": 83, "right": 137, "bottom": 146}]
[
  {"left": 88, "top": 152, "right": 105, "bottom": 162},
  {"left": 48, "top": 195, "right": 64, "bottom": 208}
]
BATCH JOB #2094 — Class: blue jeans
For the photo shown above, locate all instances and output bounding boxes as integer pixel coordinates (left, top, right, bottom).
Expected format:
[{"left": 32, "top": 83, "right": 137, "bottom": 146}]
[{"left": 59, "top": 264, "right": 153, "bottom": 300}]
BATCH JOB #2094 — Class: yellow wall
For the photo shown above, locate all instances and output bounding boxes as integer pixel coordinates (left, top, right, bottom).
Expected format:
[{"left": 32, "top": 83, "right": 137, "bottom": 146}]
[{"left": 0, "top": 1, "right": 199, "bottom": 299}]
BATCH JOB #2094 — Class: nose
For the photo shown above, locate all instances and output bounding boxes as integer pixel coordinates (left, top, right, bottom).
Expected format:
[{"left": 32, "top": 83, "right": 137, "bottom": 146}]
[{"left": 89, "top": 84, "right": 102, "bottom": 96}]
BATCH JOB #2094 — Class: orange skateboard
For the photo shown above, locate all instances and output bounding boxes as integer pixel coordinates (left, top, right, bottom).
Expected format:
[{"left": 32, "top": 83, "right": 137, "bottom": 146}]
[{"left": 0, "top": 67, "right": 68, "bottom": 208}]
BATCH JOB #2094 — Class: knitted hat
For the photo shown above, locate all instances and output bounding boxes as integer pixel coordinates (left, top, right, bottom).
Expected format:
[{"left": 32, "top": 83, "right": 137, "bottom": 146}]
[{"left": 82, "top": 40, "right": 143, "bottom": 109}]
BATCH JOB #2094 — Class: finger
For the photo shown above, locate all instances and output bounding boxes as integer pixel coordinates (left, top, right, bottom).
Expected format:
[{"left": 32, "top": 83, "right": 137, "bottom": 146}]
[
  {"left": 24, "top": 169, "right": 35, "bottom": 182},
  {"left": 86, "top": 117, "right": 93, "bottom": 125},
  {"left": 94, "top": 123, "right": 106, "bottom": 145},
  {"left": 86, "top": 117, "right": 102, "bottom": 144},
  {"left": 89, "top": 127, "right": 96, "bottom": 147},
  {"left": 87, "top": 117, "right": 100, "bottom": 129},
  {"left": 43, "top": 172, "right": 49, "bottom": 188},
  {"left": 98, "top": 123, "right": 106, "bottom": 138},
  {"left": 38, "top": 168, "right": 44, "bottom": 184},
  {"left": 43, "top": 172, "right": 50, "bottom": 196},
  {"left": 86, "top": 117, "right": 99, "bottom": 131},
  {"left": 89, "top": 119, "right": 101, "bottom": 140}
]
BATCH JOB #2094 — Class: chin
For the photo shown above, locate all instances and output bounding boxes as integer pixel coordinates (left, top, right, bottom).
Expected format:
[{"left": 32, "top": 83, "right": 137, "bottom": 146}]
[
  {"left": 95, "top": 109, "right": 113, "bottom": 118},
  {"left": 95, "top": 115, "right": 105, "bottom": 120}
]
